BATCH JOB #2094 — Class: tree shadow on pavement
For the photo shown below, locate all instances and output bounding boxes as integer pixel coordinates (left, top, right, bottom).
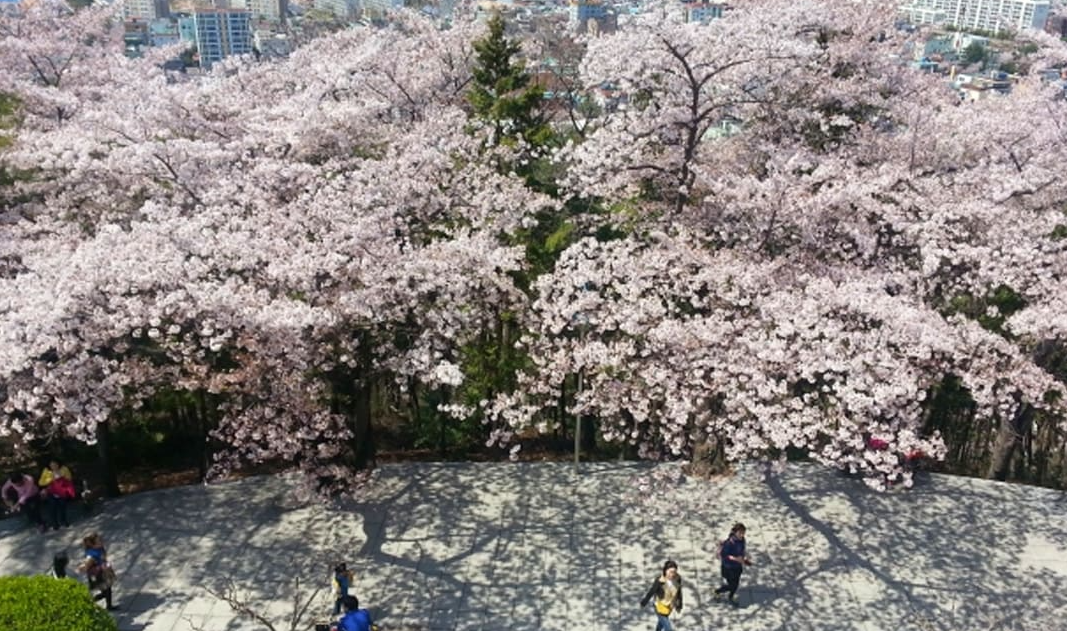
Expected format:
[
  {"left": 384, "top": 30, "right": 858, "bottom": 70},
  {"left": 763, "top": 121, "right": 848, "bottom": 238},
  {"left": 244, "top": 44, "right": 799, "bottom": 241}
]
[
  {"left": 340, "top": 462, "right": 653, "bottom": 631},
  {"left": 761, "top": 467, "right": 1067, "bottom": 631},
  {"left": 3, "top": 462, "right": 1065, "bottom": 631}
]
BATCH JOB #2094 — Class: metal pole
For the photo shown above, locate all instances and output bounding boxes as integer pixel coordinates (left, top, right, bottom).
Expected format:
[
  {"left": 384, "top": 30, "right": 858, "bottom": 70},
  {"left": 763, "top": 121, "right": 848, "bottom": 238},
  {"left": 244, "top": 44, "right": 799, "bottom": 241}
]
[{"left": 575, "top": 367, "right": 582, "bottom": 473}]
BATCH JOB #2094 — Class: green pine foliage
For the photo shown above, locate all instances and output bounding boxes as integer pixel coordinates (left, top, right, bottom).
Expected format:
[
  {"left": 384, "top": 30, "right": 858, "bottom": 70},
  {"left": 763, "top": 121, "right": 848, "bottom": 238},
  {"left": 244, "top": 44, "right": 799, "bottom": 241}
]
[
  {"left": 468, "top": 13, "right": 550, "bottom": 146},
  {"left": 454, "top": 15, "right": 577, "bottom": 455},
  {"left": 943, "top": 284, "right": 1026, "bottom": 337},
  {"left": 466, "top": 13, "right": 588, "bottom": 281},
  {"left": 467, "top": 12, "right": 553, "bottom": 150},
  {"left": 962, "top": 41, "right": 988, "bottom": 65},
  {"left": 1, "top": 93, "right": 18, "bottom": 187},
  {"left": 0, "top": 575, "right": 118, "bottom": 631}
]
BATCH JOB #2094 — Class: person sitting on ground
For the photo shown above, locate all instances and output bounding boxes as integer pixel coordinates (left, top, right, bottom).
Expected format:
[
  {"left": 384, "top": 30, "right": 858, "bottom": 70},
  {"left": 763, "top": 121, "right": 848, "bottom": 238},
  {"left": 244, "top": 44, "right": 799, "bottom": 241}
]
[
  {"left": 39, "top": 459, "right": 75, "bottom": 530},
  {"left": 2, "top": 471, "right": 46, "bottom": 532},
  {"left": 332, "top": 595, "right": 373, "bottom": 631}
]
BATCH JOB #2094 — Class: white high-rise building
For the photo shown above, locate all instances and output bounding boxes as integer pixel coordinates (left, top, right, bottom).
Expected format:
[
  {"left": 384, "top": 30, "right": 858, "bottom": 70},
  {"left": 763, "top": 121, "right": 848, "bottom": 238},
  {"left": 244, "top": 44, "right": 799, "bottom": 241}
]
[
  {"left": 314, "top": 0, "right": 360, "bottom": 20},
  {"left": 362, "top": 0, "right": 403, "bottom": 19},
  {"left": 901, "top": 0, "right": 1050, "bottom": 32},
  {"left": 124, "top": 0, "right": 158, "bottom": 20},
  {"left": 243, "top": 0, "right": 287, "bottom": 22}
]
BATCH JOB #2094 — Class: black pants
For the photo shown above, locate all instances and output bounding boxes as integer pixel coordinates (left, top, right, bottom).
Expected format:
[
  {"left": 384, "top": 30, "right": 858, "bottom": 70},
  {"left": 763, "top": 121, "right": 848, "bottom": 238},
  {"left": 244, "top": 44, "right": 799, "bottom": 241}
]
[
  {"left": 715, "top": 566, "right": 743, "bottom": 597},
  {"left": 93, "top": 587, "right": 114, "bottom": 608},
  {"left": 46, "top": 495, "right": 70, "bottom": 528},
  {"left": 19, "top": 495, "right": 45, "bottom": 527},
  {"left": 91, "top": 573, "right": 115, "bottom": 609}
]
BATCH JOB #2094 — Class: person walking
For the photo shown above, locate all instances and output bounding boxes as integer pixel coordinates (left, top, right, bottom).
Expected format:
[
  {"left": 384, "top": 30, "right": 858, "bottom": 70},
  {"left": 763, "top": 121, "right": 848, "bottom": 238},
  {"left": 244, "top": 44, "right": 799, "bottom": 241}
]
[
  {"left": 714, "top": 522, "right": 752, "bottom": 606},
  {"left": 639, "top": 559, "right": 683, "bottom": 631},
  {"left": 78, "top": 532, "right": 119, "bottom": 611},
  {"left": 331, "top": 595, "right": 373, "bottom": 631},
  {"left": 331, "top": 562, "right": 355, "bottom": 616},
  {"left": 2, "top": 471, "right": 46, "bottom": 532},
  {"left": 38, "top": 459, "right": 75, "bottom": 530},
  {"left": 50, "top": 551, "right": 70, "bottom": 579}
]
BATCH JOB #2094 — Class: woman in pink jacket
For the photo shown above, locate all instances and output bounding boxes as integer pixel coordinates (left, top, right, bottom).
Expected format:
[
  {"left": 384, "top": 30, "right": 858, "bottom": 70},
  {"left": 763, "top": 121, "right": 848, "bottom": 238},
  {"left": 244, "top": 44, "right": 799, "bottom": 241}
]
[{"left": 2, "top": 471, "right": 46, "bottom": 532}]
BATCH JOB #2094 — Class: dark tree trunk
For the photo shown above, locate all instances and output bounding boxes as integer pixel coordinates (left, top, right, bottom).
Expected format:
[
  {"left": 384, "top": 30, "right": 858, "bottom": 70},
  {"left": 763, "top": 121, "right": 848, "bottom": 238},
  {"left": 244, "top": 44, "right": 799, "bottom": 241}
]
[
  {"left": 988, "top": 340, "right": 1065, "bottom": 483},
  {"left": 580, "top": 415, "right": 596, "bottom": 453},
  {"left": 437, "top": 388, "right": 451, "bottom": 457},
  {"left": 349, "top": 339, "right": 376, "bottom": 471},
  {"left": 492, "top": 315, "right": 504, "bottom": 401},
  {"left": 95, "top": 421, "right": 121, "bottom": 497},
  {"left": 196, "top": 391, "right": 212, "bottom": 482},
  {"left": 555, "top": 377, "right": 567, "bottom": 440},
  {"left": 987, "top": 400, "right": 1035, "bottom": 481},
  {"left": 407, "top": 376, "right": 421, "bottom": 430},
  {"left": 684, "top": 430, "right": 728, "bottom": 478},
  {"left": 351, "top": 376, "right": 375, "bottom": 470}
]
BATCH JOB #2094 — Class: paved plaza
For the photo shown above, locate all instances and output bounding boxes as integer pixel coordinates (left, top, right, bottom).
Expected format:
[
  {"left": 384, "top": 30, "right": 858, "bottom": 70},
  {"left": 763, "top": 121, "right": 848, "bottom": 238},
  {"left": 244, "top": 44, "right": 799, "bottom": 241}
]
[{"left": 2, "top": 462, "right": 1067, "bottom": 631}]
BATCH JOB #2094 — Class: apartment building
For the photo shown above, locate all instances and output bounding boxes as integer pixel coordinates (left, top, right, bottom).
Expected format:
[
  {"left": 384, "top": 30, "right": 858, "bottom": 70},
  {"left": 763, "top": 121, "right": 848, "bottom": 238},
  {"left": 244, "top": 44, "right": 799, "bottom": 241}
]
[
  {"left": 901, "top": 0, "right": 1050, "bottom": 32},
  {"left": 193, "top": 8, "right": 253, "bottom": 69}
]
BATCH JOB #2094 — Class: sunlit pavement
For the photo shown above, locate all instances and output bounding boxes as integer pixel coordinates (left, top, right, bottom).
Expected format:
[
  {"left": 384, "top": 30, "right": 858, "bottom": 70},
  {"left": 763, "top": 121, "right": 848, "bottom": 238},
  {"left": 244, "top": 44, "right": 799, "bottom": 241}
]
[{"left": 2, "top": 462, "right": 1066, "bottom": 631}]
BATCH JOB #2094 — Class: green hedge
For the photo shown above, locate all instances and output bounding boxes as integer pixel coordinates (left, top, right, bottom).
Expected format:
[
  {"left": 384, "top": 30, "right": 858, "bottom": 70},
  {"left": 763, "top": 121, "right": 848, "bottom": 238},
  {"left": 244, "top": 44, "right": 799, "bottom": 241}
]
[{"left": 0, "top": 575, "right": 118, "bottom": 631}]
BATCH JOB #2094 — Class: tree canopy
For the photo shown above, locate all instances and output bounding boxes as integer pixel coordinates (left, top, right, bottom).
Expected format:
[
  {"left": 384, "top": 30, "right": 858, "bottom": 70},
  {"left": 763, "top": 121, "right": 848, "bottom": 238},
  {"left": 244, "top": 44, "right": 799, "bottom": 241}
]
[{"left": 1, "top": 0, "right": 1065, "bottom": 493}]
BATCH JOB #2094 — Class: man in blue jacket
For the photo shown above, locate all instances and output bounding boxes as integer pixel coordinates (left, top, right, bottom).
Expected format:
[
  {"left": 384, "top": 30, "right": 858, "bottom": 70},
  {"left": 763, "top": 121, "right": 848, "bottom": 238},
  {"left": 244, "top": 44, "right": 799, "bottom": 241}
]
[{"left": 334, "top": 595, "right": 373, "bottom": 631}]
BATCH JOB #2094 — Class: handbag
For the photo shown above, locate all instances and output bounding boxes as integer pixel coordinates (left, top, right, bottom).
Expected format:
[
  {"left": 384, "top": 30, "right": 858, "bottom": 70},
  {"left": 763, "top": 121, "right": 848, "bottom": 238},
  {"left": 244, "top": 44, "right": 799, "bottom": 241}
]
[
  {"left": 48, "top": 477, "right": 76, "bottom": 500},
  {"left": 88, "top": 562, "right": 116, "bottom": 589}
]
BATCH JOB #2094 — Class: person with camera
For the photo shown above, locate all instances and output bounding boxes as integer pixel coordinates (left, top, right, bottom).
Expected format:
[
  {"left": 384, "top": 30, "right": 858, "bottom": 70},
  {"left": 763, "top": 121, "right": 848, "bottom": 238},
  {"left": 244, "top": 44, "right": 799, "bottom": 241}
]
[{"left": 2, "top": 470, "right": 46, "bottom": 532}]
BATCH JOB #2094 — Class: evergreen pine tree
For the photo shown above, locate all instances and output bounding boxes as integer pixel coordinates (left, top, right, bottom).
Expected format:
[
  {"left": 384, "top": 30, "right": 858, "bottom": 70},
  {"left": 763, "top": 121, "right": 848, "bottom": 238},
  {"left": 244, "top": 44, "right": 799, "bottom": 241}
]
[{"left": 467, "top": 12, "right": 552, "bottom": 149}]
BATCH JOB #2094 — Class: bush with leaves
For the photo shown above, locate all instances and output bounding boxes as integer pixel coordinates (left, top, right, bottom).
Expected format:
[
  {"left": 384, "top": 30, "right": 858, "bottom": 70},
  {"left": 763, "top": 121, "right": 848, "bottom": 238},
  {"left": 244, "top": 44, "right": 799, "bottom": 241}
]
[{"left": 0, "top": 575, "right": 118, "bottom": 631}]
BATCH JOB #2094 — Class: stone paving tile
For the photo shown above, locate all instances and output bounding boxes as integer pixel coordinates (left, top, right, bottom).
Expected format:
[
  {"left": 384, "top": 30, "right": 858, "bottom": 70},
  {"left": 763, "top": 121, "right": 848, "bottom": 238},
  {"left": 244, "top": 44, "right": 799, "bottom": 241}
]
[{"left": 3, "top": 463, "right": 1067, "bottom": 631}]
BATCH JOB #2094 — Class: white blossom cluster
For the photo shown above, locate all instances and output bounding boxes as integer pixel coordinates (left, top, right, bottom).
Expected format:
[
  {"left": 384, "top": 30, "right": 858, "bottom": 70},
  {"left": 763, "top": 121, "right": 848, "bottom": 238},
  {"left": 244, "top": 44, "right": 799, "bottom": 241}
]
[{"left": 1, "top": 0, "right": 1065, "bottom": 493}]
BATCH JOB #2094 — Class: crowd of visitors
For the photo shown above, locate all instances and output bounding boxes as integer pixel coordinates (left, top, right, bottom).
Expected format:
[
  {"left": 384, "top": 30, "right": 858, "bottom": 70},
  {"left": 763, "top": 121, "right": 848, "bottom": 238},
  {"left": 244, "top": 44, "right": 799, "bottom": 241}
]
[
  {"left": 2, "top": 459, "right": 78, "bottom": 532},
  {"left": 7, "top": 457, "right": 753, "bottom": 630},
  {"left": 6, "top": 458, "right": 375, "bottom": 625},
  {"left": 3, "top": 459, "right": 120, "bottom": 614}
]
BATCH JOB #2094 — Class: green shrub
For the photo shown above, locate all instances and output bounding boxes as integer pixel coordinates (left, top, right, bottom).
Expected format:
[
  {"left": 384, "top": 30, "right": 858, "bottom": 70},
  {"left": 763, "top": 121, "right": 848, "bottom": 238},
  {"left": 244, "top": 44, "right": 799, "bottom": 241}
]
[{"left": 0, "top": 575, "right": 118, "bottom": 631}]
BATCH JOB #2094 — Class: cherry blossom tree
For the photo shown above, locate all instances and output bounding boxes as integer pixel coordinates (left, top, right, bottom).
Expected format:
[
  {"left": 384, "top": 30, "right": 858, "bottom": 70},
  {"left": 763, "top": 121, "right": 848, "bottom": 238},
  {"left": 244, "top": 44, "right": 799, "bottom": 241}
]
[
  {"left": 2, "top": 0, "right": 1065, "bottom": 495},
  {"left": 0, "top": 3, "right": 551, "bottom": 493},
  {"left": 490, "top": 0, "right": 1067, "bottom": 488}
]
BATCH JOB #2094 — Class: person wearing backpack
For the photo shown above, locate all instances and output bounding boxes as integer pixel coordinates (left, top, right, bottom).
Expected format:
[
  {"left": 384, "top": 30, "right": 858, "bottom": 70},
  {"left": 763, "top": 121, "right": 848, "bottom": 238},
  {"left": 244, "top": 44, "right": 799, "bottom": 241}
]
[
  {"left": 714, "top": 523, "right": 752, "bottom": 606},
  {"left": 639, "top": 559, "right": 683, "bottom": 630}
]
